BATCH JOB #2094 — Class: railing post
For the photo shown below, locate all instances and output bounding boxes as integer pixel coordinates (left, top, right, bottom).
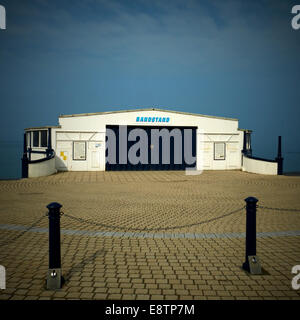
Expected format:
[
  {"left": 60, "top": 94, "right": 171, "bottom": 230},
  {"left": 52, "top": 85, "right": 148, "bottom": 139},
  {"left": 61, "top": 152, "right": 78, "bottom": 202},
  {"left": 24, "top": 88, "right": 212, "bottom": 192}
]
[
  {"left": 21, "top": 133, "right": 28, "bottom": 178},
  {"left": 46, "top": 127, "right": 52, "bottom": 157},
  {"left": 275, "top": 136, "right": 283, "bottom": 175},
  {"left": 21, "top": 154, "right": 28, "bottom": 178},
  {"left": 46, "top": 202, "right": 64, "bottom": 290},
  {"left": 242, "top": 197, "right": 262, "bottom": 274}
]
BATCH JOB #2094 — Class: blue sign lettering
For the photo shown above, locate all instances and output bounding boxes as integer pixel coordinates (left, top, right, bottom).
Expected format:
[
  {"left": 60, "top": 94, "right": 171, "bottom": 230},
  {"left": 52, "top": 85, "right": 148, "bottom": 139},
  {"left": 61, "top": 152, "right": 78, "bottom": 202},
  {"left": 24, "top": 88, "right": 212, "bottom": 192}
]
[{"left": 136, "top": 116, "right": 170, "bottom": 123}]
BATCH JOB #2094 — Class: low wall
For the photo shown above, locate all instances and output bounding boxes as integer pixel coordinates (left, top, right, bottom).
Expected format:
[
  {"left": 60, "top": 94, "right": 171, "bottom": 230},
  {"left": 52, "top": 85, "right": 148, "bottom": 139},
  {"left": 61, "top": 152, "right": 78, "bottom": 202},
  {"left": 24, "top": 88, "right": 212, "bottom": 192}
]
[
  {"left": 242, "top": 155, "right": 278, "bottom": 175},
  {"left": 28, "top": 157, "right": 57, "bottom": 178}
]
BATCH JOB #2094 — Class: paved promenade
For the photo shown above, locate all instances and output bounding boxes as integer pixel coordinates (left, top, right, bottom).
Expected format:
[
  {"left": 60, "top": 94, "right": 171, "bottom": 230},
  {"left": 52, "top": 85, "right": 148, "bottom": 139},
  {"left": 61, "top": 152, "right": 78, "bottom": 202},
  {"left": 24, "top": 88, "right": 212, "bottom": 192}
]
[{"left": 0, "top": 170, "right": 300, "bottom": 300}]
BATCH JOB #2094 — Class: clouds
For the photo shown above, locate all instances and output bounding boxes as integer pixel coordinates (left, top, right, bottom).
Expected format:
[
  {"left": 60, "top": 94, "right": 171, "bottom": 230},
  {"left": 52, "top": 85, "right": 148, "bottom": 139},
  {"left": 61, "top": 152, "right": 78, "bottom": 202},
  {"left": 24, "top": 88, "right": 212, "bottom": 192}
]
[
  {"left": 1, "top": 0, "right": 299, "bottom": 82},
  {"left": 2, "top": 0, "right": 299, "bottom": 76},
  {"left": 0, "top": 0, "right": 299, "bottom": 150}
]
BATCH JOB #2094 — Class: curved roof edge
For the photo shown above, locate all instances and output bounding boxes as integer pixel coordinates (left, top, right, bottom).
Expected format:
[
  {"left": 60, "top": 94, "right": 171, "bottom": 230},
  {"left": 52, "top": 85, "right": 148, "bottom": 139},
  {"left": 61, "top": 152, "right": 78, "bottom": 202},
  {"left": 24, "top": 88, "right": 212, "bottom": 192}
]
[
  {"left": 25, "top": 125, "right": 61, "bottom": 131},
  {"left": 238, "top": 128, "right": 253, "bottom": 132},
  {"left": 59, "top": 108, "right": 238, "bottom": 121}
]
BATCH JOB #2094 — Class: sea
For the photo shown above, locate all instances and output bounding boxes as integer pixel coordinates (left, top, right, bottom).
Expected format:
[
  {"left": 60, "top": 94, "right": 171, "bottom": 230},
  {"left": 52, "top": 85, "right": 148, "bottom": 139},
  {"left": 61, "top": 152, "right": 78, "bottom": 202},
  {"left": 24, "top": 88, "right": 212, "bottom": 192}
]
[{"left": 0, "top": 141, "right": 299, "bottom": 180}]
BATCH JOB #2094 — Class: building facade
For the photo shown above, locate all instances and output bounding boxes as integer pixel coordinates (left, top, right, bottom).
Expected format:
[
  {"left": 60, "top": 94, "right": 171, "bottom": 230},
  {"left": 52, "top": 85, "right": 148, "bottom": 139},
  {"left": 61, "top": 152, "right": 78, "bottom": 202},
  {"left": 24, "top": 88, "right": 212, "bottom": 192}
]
[{"left": 22, "top": 108, "right": 279, "bottom": 178}]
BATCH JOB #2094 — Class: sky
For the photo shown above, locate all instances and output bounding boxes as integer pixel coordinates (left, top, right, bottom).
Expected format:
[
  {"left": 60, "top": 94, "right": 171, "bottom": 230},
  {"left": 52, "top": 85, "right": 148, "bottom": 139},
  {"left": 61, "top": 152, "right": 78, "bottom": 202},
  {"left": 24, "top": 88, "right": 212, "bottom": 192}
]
[{"left": 0, "top": 0, "right": 300, "bottom": 161}]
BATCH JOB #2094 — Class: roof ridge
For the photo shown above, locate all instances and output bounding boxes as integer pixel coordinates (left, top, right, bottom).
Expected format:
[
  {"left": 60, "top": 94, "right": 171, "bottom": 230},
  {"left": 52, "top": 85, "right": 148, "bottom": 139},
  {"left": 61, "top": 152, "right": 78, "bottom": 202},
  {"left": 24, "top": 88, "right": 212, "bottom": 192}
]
[{"left": 59, "top": 107, "right": 238, "bottom": 121}]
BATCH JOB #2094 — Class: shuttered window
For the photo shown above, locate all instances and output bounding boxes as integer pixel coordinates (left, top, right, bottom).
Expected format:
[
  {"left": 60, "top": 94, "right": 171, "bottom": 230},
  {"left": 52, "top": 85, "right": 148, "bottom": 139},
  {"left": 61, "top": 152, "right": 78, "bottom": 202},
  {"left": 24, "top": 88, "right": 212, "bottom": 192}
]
[{"left": 214, "top": 142, "right": 226, "bottom": 160}]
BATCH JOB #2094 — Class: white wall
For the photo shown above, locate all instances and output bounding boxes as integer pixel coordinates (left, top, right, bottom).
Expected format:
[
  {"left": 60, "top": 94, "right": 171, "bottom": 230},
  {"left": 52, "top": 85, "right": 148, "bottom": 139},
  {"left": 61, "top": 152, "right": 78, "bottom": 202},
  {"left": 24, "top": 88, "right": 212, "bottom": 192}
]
[
  {"left": 28, "top": 157, "right": 57, "bottom": 178},
  {"left": 55, "top": 131, "right": 105, "bottom": 171},
  {"left": 202, "top": 133, "right": 242, "bottom": 170},
  {"left": 242, "top": 155, "right": 278, "bottom": 175},
  {"left": 59, "top": 110, "right": 238, "bottom": 132},
  {"left": 30, "top": 152, "right": 47, "bottom": 161}
]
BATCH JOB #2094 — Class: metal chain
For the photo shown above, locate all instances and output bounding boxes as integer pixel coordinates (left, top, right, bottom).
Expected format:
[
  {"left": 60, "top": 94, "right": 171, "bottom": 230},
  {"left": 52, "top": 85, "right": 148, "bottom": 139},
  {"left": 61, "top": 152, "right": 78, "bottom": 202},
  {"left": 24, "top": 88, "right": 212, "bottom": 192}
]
[
  {"left": 2, "top": 203, "right": 297, "bottom": 247},
  {"left": 63, "top": 206, "right": 245, "bottom": 232},
  {"left": 0, "top": 215, "right": 44, "bottom": 248},
  {"left": 45, "top": 211, "right": 64, "bottom": 219},
  {"left": 257, "top": 205, "right": 300, "bottom": 212}
]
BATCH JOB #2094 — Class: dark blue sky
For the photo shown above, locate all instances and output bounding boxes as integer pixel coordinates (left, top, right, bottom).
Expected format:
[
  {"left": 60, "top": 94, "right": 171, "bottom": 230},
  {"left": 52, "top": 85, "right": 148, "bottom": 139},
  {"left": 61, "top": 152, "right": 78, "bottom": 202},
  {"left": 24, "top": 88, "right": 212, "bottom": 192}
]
[{"left": 1, "top": 0, "right": 300, "bottom": 160}]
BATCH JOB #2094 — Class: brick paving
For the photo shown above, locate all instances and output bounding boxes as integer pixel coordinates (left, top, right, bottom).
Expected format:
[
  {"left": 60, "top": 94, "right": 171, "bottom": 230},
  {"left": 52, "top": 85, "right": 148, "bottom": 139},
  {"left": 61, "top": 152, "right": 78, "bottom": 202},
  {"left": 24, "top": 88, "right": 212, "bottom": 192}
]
[{"left": 0, "top": 170, "right": 300, "bottom": 300}]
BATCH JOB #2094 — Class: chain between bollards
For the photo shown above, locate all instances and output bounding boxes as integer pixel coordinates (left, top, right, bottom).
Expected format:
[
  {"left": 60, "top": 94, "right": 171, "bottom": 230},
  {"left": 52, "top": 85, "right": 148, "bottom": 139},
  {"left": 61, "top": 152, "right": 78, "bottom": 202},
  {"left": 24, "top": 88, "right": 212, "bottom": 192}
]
[
  {"left": 46, "top": 202, "right": 65, "bottom": 290},
  {"left": 43, "top": 197, "right": 264, "bottom": 285}
]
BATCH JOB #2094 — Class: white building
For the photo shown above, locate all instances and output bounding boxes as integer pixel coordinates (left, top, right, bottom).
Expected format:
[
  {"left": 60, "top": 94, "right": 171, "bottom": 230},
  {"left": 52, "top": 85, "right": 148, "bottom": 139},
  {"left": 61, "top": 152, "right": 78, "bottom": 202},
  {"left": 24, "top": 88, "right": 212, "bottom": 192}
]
[{"left": 22, "top": 108, "right": 280, "bottom": 177}]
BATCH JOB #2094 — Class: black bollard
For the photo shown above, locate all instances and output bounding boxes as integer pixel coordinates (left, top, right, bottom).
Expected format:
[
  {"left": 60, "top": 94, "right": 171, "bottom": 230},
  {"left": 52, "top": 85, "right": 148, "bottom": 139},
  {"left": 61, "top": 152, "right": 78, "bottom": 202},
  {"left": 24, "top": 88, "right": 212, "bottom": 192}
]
[
  {"left": 242, "top": 197, "right": 262, "bottom": 274},
  {"left": 46, "top": 202, "right": 64, "bottom": 290}
]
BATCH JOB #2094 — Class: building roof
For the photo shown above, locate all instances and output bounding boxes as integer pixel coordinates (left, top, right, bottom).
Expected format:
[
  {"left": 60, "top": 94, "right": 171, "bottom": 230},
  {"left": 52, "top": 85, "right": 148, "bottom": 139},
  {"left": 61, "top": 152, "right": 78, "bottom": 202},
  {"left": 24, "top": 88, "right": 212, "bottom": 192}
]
[
  {"left": 238, "top": 128, "right": 253, "bottom": 133},
  {"left": 58, "top": 108, "right": 238, "bottom": 121},
  {"left": 25, "top": 125, "right": 61, "bottom": 131}
]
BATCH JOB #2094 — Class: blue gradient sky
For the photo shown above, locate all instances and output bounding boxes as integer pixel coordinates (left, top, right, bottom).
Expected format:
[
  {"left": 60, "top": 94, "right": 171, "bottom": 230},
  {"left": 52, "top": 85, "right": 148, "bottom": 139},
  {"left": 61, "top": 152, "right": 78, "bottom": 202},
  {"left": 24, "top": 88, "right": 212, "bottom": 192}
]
[{"left": 0, "top": 0, "right": 300, "bottom": 161}]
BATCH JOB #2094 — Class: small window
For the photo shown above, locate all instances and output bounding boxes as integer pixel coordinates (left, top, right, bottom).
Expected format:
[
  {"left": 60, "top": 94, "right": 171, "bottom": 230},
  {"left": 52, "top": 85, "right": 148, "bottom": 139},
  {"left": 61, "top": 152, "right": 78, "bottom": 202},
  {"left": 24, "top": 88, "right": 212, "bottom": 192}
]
[
  {"left": 40, "top": 130, "right": 48, "bottom": 147},
  {"left": 32, "top": 131, "right": 39, "bottom": 147},
  {"left": 26, "top": 132, "right": 31, "bottom": 148},
  {"left": 73, "top": 141, "right": 86, "bottom": 160},
  {"left": 214, "top": 142, "right": 226, "bottom": 160}
]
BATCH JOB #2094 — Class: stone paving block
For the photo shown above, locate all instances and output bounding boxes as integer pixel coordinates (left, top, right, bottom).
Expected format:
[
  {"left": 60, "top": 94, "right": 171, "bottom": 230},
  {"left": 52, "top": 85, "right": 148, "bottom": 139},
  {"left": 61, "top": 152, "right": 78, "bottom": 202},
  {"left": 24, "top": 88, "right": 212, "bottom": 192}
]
[
  {"left": 94, "top": 293, "right": 108, "bottom": 299},
  {"left": 80, "top": 293, "right": 95, "bottom": 299},
  {"left": 52, "top": 291, "right": 68, "bottom": 298},
  {"left": 80, "top": 287, "right": 94, "bottom": 293},
  {"left": 164, "top": 295, "right": 179, "bottom": 300},
  {"left": 146, "top": 283, "right": 158, "bottom": 289},
  {"left": 135, "top": 288, "right": 148, "bottom": 295},
  {"left": 144, "top": 279, "right": 156, "bottom": 284},
  {"left": 107, "top": 294, "right": 122, "bottom": 300},
  {"left": 65, "top": 292, "right": 82, "bottom": 299},
  {"left": 9, "top": 295, "right": 25, "bottom": 300},
  {"left": 203, "top": 290, "right": 217, "bottom": 296},
  {"left": 136, "top": 294, "right": 150, "bottom": 300},
  {"left": 122, "top": 294, "right": 136, "bottom": 300},
  {"left": 121, "top": 288, "right": 135, "bottom": 294},
  {"left": 180, "top": 295, "right": 193, "bottom": 300},
  {"left": 107, "top": 286, "right": 122, "bottom": 293}
]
